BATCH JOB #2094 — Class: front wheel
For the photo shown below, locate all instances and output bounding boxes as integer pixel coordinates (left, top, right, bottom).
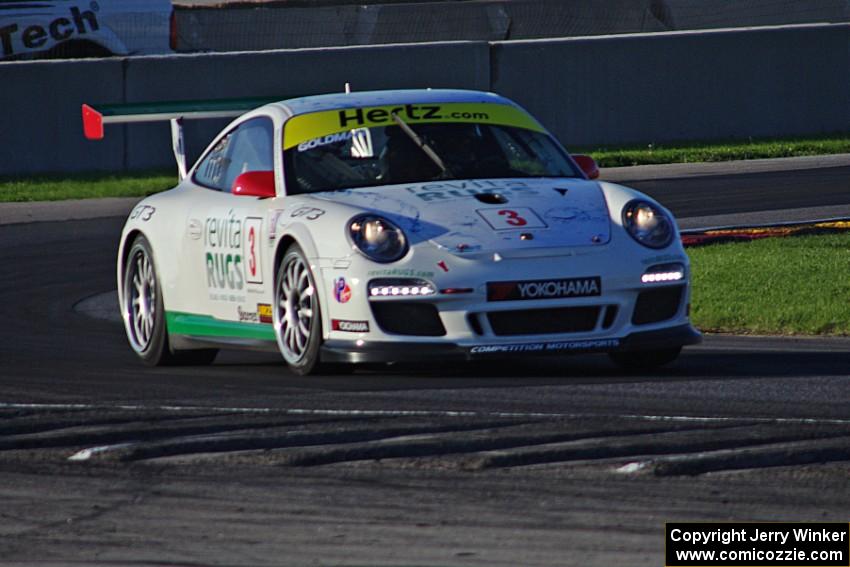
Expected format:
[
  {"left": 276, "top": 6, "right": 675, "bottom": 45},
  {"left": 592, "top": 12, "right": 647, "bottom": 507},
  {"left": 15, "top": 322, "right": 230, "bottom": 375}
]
[
  {"left": 608, "top": 347, "right": 682, "bottom": 371},
  {"left": 273, "top": 245, "right": 324, "bottom": 375},
  {"left": 122, "top": 235, "right": 217, "bottom": 366}
]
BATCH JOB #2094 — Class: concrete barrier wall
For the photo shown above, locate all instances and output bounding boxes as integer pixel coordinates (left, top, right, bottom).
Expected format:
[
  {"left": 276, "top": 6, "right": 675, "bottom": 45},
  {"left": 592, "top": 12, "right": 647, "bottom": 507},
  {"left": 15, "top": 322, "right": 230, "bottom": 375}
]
[
  {"left": 174, "top": 0, "right": 850, "bottom": 52},
  {"left": 1, "top": 24, "right": 848, "bottom": 176},
  {"left": 1, "top": 59, "right": 126, "bottom": 175},
  {"left": 492, "top": 24, "right": 850, "bottom": 147},
  {"left": 175, "top": 0, "right": 669, "bottom": 52}
]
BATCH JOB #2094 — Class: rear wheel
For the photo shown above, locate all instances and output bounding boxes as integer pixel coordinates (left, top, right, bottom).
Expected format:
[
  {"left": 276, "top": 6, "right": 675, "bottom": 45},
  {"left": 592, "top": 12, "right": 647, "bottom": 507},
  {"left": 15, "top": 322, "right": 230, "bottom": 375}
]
[
  {"left": 608, "top": 347, "right": 682, "bottom": 371},
  {"left": 122, "top": 235, "right": 217, "bottom": 366}
]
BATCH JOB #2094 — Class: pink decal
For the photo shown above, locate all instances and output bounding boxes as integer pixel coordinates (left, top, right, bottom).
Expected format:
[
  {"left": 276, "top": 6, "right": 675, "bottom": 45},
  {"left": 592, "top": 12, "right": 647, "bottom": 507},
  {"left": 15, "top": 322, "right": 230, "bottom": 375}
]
[{"left": 333, "top": 277, "right": 352, "bottom": 303}]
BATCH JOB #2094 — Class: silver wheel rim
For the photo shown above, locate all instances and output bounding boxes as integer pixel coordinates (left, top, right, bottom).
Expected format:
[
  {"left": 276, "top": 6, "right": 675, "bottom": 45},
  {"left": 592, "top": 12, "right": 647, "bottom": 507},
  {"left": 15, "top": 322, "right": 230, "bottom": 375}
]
[
  {"left": 124, "top": 247, "right": 157, "bottom": 353},
  {"left": 274, "top": 254, "right": 315, "bottom": 364}
]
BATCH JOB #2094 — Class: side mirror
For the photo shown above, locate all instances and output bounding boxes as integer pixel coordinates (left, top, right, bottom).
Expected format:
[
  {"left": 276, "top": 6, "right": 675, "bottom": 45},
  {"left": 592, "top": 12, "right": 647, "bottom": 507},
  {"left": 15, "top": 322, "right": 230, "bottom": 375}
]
[
  {"left": 572, "top": 154, "right": 600, "bottom": 180},
  {"left": 232, "top": 170, "right": 276, "bottom": 198}
]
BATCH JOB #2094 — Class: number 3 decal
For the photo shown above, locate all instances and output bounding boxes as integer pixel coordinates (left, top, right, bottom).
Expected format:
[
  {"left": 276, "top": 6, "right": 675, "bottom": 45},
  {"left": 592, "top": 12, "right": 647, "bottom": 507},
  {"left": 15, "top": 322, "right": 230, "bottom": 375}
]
[
  {"left": 243, "top": 218, "right": 264, "bottom": 284},
  {"left": 477, "top": 207, "right": 547, "bottom": 231},
  {"left": 248, "top": 226, "right": 257, "bottom": 277},
  {"left": 498, "top": 209, "right": 528, "bottom": 227}
]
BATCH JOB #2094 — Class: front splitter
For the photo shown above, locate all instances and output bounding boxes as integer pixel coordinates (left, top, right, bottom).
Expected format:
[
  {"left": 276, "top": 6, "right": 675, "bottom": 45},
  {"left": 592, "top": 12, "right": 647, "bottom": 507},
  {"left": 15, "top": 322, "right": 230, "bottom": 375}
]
[{"left": 320, "top": 324, "right": 702, "bottom": 364}]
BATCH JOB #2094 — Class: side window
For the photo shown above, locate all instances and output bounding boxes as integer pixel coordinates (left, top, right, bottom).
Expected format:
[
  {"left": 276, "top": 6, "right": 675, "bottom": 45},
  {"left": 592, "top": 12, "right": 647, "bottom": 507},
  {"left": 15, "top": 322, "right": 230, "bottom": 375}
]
[
  {"left": 194, "top": 131, "right": 233, "bottom": 191},
  {"left": 194, "top": 117, "right": 274, "bottom": 192}
]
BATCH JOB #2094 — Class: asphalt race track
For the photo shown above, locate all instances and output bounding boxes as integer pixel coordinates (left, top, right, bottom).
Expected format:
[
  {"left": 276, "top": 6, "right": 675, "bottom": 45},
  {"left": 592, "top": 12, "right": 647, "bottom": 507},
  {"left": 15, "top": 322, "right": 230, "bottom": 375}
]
[{"left": 0, "top": 165, "right": 849, "bottom": 566}]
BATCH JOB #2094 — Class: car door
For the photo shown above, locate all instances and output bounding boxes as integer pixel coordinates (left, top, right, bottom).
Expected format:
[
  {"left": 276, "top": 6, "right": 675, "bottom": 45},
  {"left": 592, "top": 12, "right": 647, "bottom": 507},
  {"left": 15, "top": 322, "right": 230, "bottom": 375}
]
[{"left": 183, "top": 116, "right": 276, "bottom": 326}]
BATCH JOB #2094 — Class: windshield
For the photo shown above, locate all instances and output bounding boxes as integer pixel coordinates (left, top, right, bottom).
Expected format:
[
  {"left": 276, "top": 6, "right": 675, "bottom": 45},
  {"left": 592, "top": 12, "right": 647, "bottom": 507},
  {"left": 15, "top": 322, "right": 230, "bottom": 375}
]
[{"left": 283, "top": 104, "right": 581, "bottom": 195}]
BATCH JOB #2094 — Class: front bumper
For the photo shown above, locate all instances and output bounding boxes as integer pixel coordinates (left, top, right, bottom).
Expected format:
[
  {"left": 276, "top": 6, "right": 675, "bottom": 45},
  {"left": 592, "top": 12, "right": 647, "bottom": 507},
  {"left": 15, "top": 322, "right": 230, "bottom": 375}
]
[{"left": 320, "top": 323, "right": 702, "bottom": 364}]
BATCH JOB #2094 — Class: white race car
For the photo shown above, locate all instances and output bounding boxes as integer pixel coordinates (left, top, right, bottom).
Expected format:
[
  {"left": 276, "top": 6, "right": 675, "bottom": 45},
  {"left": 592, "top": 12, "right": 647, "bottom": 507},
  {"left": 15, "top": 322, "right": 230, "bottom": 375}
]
[{"left": 83, "top": 89, "right": 700, "bottom": 374}]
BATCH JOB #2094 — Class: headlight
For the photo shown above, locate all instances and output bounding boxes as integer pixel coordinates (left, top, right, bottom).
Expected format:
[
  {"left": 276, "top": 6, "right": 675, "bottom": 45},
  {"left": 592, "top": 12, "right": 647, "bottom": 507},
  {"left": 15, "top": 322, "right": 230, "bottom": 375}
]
[
  {"left": 641, "top": 263, "right": 685, "bottom": 283},
  {"left": 348, "top": 214, "right": 409, "bottom": 263},
  {"left": 368, "top": 278, "right": 435, "bottom": 297},
  {"left": 622, "top": 200, "right": 674, "bottom": 249}
]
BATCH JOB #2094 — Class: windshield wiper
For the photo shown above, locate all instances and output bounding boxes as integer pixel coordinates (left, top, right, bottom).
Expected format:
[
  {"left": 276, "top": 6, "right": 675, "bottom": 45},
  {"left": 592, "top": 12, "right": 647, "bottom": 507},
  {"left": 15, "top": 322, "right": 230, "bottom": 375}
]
[{"left": 390, "top": 111, "right": 451, "bottom": 177}]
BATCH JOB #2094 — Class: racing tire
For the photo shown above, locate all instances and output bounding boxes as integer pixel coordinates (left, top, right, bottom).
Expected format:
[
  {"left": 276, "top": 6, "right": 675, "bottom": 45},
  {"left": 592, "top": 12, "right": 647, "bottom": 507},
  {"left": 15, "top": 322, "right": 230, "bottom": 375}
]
[
  {"left": 608, "top": 347, "right": 682, "bottom": 371},
  {"left": 122, "top": 235, "right": 217, "bottom": 367},
  {"left": 273, "top": 245, "right": 327, "bottom": 375}
]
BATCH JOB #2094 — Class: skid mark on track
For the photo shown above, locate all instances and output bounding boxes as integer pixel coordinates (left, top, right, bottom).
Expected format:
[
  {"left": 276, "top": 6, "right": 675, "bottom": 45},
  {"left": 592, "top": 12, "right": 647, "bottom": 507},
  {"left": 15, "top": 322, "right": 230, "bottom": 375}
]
[
  {"left": 2, "top": 404, "right": 850, "bottom": 476},
  {"left": 4, "top": 402, "right": 850, "bottom": 425}
]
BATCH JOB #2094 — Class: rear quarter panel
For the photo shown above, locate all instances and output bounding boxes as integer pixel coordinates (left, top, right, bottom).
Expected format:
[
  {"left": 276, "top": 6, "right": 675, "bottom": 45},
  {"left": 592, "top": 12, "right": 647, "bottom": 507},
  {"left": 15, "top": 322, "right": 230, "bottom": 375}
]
[{"left": 117, "top": 187, "right": 191, "bottom": 318}]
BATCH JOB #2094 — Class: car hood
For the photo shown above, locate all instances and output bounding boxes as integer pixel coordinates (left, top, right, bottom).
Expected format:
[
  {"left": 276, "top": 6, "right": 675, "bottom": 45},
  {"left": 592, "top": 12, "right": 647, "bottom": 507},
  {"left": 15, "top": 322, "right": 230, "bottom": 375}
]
[{"left": 308, "top": 178, "right": 611, "bottom": 257}]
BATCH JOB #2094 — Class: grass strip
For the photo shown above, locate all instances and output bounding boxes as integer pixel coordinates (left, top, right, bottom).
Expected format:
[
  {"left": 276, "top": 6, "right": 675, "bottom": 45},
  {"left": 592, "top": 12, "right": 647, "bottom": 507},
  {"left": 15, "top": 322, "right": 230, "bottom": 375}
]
[
  {"left": 577, "top": 134, "right": 850, "bottom": 168},
  {"left": 688, "top": 233, "right": 850, "bottom": 335},
  {"left": 2, "top": 134, "right": 850, "bottom": 202},
  {"left": 0, "top": 170, "right": 176, "bottom": 203}
]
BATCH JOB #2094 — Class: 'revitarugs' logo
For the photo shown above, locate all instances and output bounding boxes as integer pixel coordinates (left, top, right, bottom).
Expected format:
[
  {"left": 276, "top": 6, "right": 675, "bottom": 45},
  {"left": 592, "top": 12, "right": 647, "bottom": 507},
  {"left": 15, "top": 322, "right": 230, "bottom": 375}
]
[{"left": 205, "top": 210, "right": 244, "bottom": 292}]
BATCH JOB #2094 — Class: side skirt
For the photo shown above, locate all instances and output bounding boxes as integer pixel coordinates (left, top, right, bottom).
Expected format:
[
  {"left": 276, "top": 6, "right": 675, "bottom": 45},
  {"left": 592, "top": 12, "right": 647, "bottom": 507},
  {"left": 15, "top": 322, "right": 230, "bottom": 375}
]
[{"left": 166, "top": 311, "right": 278, "bottom": 353}]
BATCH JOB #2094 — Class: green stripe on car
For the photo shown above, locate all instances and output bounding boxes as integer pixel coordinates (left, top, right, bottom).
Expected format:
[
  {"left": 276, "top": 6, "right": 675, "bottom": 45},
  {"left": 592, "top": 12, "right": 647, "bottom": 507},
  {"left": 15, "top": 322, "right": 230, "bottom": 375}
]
[{"left": 166, "top": 311, "right": 275, "bottom": 342}]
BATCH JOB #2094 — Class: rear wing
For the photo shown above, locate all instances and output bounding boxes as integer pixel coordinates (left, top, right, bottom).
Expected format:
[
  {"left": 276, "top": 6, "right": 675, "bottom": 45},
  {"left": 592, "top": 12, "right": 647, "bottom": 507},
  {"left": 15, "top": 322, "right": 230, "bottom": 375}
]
[{"left": 81, "top": 97, "right": 282, "bottom": 179}]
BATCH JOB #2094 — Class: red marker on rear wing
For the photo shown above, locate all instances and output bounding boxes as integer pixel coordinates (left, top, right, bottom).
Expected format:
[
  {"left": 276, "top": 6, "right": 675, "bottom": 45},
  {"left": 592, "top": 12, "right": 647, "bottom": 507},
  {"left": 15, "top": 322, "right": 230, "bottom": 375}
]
[
  {"left": 81, "top": 104, "right": 105, "bottom": 140},
  {"left": 80, "top": 96, "right": 286, "bottom": 176},
  {"left": 81, "top": 97, "right": 285, "bottom": 139}
]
